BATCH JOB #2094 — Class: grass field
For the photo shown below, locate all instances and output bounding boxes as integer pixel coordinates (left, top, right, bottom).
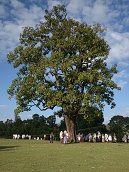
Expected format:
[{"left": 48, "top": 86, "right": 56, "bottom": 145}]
[{"left": 0, "top": 139, "right": 129, "bottom": 172}]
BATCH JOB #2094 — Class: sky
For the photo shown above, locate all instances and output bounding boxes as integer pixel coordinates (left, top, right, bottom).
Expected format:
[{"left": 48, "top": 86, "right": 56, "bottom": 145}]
[{"left": 0, "top": 0, "right": 129, "bottom": 124}]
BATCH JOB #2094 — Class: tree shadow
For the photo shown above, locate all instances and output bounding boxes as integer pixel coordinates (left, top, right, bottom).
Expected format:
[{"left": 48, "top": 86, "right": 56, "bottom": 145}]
[{"left": 0, "top": 146, "right": 19, "bottom": 151}]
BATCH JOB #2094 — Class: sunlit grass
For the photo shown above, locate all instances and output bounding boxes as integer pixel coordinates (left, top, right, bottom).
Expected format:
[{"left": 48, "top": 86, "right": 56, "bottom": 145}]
[{"left": 0, "top": 139, "right": 129, "bottom": 172}]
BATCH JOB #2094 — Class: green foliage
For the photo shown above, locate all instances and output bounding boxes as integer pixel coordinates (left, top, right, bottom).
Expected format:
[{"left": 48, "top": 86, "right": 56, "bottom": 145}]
[
  {"left": 7, "top": 5, "right": 120, "bottom": 122},
  {"left": 108, "top": 115, "right": 129, "bottom": 142},
  {"left": 0, "top": 115, "right": 58, "bottom": 138}
]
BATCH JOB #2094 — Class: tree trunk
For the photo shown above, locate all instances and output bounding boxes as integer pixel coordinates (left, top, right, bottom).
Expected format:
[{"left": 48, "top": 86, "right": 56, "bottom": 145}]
[{"left": 64, "top": 114, "right": 77, "bottom": 142}]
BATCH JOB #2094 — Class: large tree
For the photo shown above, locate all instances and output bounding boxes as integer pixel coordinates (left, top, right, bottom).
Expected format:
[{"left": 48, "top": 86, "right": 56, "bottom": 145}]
[{"left": 8, "top": 5, "right": 120, "bottom": 142}]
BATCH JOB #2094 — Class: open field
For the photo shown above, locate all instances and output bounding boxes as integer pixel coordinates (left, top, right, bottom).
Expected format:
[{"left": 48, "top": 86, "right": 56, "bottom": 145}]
[{"left": 0, "top": 139, "right": 129, "bottom": 172}]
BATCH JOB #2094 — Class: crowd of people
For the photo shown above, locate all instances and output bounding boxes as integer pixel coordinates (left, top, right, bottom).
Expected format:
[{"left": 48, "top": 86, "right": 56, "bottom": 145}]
[
  {"left": 83, "top": 132, "right": 117, "bottom": 143},
  {"left": 59, "top": 131, "right": 118, "bottom": 143},
  {"left": 13, "top": 131, "right": 129, "bottom": 143}
]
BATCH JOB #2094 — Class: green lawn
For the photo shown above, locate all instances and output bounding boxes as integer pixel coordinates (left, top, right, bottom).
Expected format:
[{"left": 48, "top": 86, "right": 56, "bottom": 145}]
[{"left": 0, "top": 139, "right": 129, "bottom": 172}]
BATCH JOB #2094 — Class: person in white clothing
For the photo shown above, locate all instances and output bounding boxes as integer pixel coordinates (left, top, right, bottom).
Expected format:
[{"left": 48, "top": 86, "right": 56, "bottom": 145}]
[
  {"left": 63, "top": 130, "right": 67, "bottom": 144},
  {"left": 59, "top": 131, "right": 63, "bottom": 143}
]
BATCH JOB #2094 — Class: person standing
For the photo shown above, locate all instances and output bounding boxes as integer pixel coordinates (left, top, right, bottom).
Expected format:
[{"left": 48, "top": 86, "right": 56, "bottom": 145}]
[
  {"left": 93, "top": 133, "right": 96, "bottom": 143},
  {"left": 59, "top": 131, "right": 63, "bottom": 143},
  {"left": 44, "top": 134, "right": 46, "bottom": 140},
  {"left": 63, "top": 130, "right": 67, "bottom": 144},
  {"left": 102, "top": 134, "right": 105, "bottom": 143},
  {"left": 50, "top": 132, "right": 54, "bottom": 143},
  {"left": 108, "top": 134, "right": 112, "bottom": 142},
  {"left": 77, "top": 133, "right": 81, "bottom": 142}
]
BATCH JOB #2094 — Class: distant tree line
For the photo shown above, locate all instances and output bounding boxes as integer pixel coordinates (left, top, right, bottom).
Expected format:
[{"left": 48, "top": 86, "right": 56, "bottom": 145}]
[
  {"left": 0, "top": 114, "right": 128, "bottom": 142},
  {"left": 0, "top": 113, "right": 106, "bottom": 139},
  {"left": 0, "top": 114, "right": 58, "bottom": 139}
]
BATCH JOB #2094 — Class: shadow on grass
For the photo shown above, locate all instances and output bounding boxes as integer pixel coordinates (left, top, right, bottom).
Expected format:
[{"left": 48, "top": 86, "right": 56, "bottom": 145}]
[{"left": 0, "top": 146, "right": 19, "bottom": 151}]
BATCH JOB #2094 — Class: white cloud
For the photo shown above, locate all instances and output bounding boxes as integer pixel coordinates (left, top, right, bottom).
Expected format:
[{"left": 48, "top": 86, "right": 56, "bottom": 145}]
[
  {"left": 0, "top": 4, "right": 6, "bottom": 16},
  {"left": 1, "top": 0, "right": 129, "bottom": 65},
  {"left": 66, "top": 0, "right": 120, "bottom": 27},
  {"left": 67, "top": 0, "right": 86, "bottom": 14},
  {"left": 47, "top": 0, "right": 62, "bottom": 10},
  {"left": 67, "top": 0, "right": 94, "bottom": 22},
  {"left": 0, "top": 21, "right": 22, "bottom": 60},
  {"left": 105, "top": 30, "right": 129, "bottom": 62},
  {"left": 84, "top": 0, "right": 109, "bottom": 23},
  {"left": 10, "top": 4, "right": 44, "bottom": 26},
  {"left": 10, "top": 0, "right": 25, "bottom": 9},
  {"left": 0, "top": 1, "right": 45, "bottom": 60}
]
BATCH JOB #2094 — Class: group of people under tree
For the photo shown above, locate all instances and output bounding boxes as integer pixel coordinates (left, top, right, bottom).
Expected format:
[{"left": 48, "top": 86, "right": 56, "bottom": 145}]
[
  {"left": 59, "top": 130, "right": 69, "bottom": 144},
  {"left": 59, "top": 130, "right": 118, "bottom": 143}
]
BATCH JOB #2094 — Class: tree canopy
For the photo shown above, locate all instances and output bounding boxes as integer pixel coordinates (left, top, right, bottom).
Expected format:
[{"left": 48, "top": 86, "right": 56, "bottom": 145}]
[
  {"left": 108, "top": 115, "right": 129, "bottom": 141},
  {"left": 7, "top": 5, "right": 120, "bottom": 141}
]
